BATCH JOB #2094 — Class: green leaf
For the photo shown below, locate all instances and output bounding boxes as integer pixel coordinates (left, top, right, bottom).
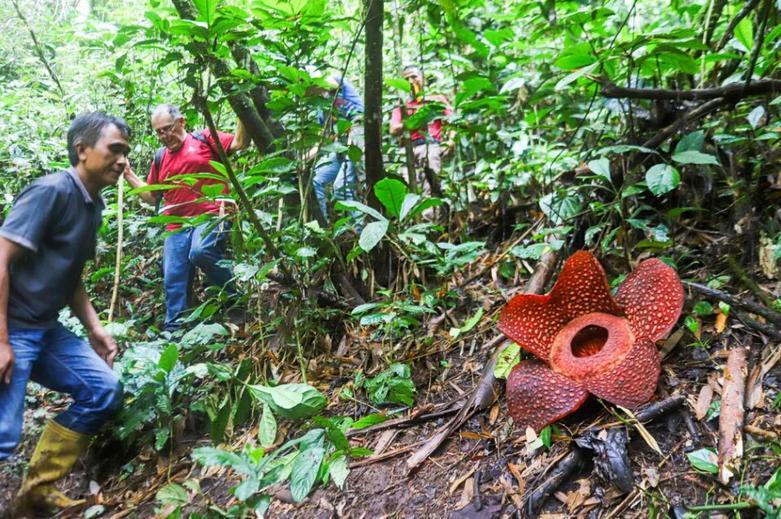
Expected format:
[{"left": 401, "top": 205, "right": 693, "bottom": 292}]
[
  {"left": 156, "top": 483, "right": 189, "bottom": 507},
  {"left": 687, "top": 448, "right": 718, "bottom": 474},
  {"left": 373, "top": 178, "right": 407, "bottom": 218},
  {"left": 158, "top": 344, "right": 179, "bottom": 373},
  {"left": 674, "top": 131, "right": 704, "bottom": 153},
  {"left": 247, "top": 384, "right": 326, "bottom": 420},
  {"left": 733, "top": 11, "right": 753, "bottom": 52},
  {"left": 259, "top": 404, "right": 277, "bottom": 448},
  {"left": 358, "top": 220, "right": 389, "bottom": 252},
  {"left": 192, "top": 0, "right": 217, "bottom": 24},
  {"left": 335, "top": 200, "right": 386, "bottom": 221},
  {"left": 210, "top": 400, "right": 231, "bottom": 444},
  {"left": 290, "top": 447, "right": 325, "bottom": 502},
  {"left": 406, "top": 198, "right": 443, "bottom": 220},
  {"left": 459, "top": 308, "right": 484, "bottom": 334},
  {"left": 555, "top": 62, "right": 598, "bottom": 91},
  {"left": 645, "top": 164, "right": 681, "bottom": 196},
  {"left": 539, "top": 191, "right": 581, "bottom": 224},
  {"left": 399, "top": 193, "right": 421, "bottom": 221},
  {"left": 386, "top": 77, "right": 411, "bottom": 92},
  {"left": 693, "top": 301, "right": 714, "bottom": 316},
  {"left": 351, "top": 413, "right": 388, "bottom": 429},
  {"left": 672, "top": 150, "right": 719, "bottom": 166},
  {"left": 494, "top": 343, "right": 521, "bottom": 380},
  {"left": 329, "top": 455, "right": 349, "bottom": 489},
  {"left": 587, "top": 158, "right": 611, "bottom": 182},
  {"left": 539, "top": 425, "right": 552, "bottom": 448}
]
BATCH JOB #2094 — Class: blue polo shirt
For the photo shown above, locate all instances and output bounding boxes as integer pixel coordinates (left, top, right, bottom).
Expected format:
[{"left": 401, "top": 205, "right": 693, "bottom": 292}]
[{"left": 0, "top": 169, "right": 103, "bottom": 329}]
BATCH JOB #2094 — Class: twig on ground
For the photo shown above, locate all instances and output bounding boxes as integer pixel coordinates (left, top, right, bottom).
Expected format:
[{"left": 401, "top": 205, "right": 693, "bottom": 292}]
[
  {"left": 523, "top": 448, "right": 583, "bottom": 518},
  {"left": 683, "top": 281, "right": 781, "bottom": 327}
]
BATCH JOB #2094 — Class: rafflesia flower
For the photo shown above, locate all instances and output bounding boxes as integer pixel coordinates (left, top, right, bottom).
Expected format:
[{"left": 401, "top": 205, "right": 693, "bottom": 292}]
[{"left": 498, "top": 251, "right": 683, "bottom": 432}]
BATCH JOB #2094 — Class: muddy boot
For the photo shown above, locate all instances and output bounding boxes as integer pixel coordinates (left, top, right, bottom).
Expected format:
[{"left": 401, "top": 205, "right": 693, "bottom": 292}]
[{"left": 13, "top": 420, "right": 89, "bottom": 517}]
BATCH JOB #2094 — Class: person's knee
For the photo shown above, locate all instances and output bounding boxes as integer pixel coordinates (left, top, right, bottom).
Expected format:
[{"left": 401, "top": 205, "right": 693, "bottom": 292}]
[
  {"left": 188, "top": 244, "right": 209, "bottom": 267},
  {"left": 94, "top": 376, "right": 124, "bottom": 418}
]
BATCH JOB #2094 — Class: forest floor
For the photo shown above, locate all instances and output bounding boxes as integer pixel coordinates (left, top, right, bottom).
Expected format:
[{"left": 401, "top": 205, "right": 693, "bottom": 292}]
[{"left": 1, "top": 247, "right": 780, "bottom": 519}]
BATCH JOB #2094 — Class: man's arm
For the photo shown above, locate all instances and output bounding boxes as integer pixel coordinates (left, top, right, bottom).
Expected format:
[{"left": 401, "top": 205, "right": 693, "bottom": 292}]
[
  {"left": 0, "top": 237, "right": 25, "bottom": 384},
  {"left": 69, "top": 281, "right": 118, "bottom": 367},
  {"left": 389, "top": 106, "right": 404, "bottom": 137},
  {"left": 123, "top": 164, "right": 157, "bottom": 206},
  {"left": 229, "top": 119, "right": 249, "bottom": 153}
]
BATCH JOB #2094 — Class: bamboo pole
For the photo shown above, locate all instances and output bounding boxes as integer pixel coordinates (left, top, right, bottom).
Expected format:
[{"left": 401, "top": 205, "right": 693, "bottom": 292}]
[{"left": 108, "top": 178, "right": 124, "bottom": 322}]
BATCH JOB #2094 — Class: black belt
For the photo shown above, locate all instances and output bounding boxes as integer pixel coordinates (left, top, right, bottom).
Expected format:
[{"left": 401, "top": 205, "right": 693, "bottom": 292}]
[{"left": 411, "top": 138, "right": 439, "bottom": 146}]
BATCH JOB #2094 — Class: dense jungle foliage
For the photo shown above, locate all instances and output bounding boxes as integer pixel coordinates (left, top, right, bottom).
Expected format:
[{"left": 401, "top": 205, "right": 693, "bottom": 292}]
[{"left": 1, "top": 0, "right": 780, "bottom": 516}]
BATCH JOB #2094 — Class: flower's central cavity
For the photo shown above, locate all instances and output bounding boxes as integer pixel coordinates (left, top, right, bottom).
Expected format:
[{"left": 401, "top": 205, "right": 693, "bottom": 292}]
[
  {"left": 549, "top": 312, "right": 634, "bottom": 382},
  {"left": 571, "top": 325, "right": 609, "bottom": 357}
]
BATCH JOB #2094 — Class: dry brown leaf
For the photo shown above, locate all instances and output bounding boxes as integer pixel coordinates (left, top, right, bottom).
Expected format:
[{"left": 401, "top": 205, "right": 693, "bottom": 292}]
[
  {"left": 489, "top": 403, "right": 500, "bottom": 425},
  {"left": 456, "top": 477, "right": 474, "bottom": 508},
  {"left": 718, "top": 348, "right": 747, "bottom": 485},
  {"left": 619, "top": 406, "right": 662, "bottom": 455},
  {"left": 715, "top": 311, "right": 728, "bottom": 334},
  {"left": 449, "top": 466, "right": 478, "bottom": 494},
  {"left": 695, "top": 385, "right": 714, "bottom": 420}
]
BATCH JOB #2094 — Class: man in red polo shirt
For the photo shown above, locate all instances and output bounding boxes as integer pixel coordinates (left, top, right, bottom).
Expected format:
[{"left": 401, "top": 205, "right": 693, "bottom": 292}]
[
  {"left": 390, "top": 65, "right": 454, "bottom": 197},
  {"left": 123, "top": 104, "right": 247, "bottom": 330}
]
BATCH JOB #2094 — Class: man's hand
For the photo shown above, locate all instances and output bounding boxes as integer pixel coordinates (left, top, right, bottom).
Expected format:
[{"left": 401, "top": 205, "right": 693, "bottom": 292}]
[
  {"left": 0, "top": 341, "right": 14, "bottom": 384},
  {"left": 441, "top": 140, "right": 456, "bottom": 157},
  {"left": 88, "top": 327, "right": 118, "bottom": 368}
]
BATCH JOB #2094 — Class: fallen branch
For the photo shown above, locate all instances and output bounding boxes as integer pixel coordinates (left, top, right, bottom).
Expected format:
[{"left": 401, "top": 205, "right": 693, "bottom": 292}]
[
  {"left": 523, "top": 449, "right": 583, "bottom": 517},
  {"left": 736, "top": 312, "right": 781, "bottom": 341},
  {"left": 718, "top": 347, "right": 747, "bottom": 484},
  {"left": 346, "top": 403, "right": 460, "bottom": 438},
  {"left": 641, "top": 97, "right": 728, "bottom": 150},
  {"left": 683, "top": 281, "right": 781, "bottom": 328},
  {"left": 525, "top": 395, "right": 685, "bottom": 516},
  {"left": 405, "top": 250, "right": 559, "bottom": 473},
  {"left": 599, "top": 78, "right": 781, "bottom": 102}
]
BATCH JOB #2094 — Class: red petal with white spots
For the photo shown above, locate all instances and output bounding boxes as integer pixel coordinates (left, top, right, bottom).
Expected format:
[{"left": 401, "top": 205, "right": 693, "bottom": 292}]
[
  {"left": 549, "top": 250, "right": 623, "bottom": 320},
  {"left": 614, "top": 258, "right": 684, "bottom": 341},
  {"left": 581, "top": 338, "right": 661, "bottom": 408},
  {"left": 498, "top": 294, "right": 568, "bottom": 360},
  {"left": 506, "top": 360, "right": 590, "bottom": 432}
]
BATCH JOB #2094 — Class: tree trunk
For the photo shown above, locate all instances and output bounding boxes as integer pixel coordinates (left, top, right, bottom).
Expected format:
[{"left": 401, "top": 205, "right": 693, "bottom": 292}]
[
  {"left": 170, "top": 0, "right": 275, "bottom": 152},
  {"left": 363, "top": 0, "right": 384, "bottom": 209}
]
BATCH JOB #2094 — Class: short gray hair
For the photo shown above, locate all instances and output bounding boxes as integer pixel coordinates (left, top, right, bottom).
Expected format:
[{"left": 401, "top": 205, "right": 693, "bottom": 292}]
[{"left": 152, "top": 104, "right": 183, "bottom": 120}]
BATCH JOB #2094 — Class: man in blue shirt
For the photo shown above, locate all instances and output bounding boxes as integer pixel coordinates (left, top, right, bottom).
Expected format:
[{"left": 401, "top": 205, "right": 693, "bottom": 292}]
[
  {"left": 307, "top": 75, "right": 364, "bottom": 223},
  {"left": 0, "top": 112, "right": 127, "bottom": 514}
]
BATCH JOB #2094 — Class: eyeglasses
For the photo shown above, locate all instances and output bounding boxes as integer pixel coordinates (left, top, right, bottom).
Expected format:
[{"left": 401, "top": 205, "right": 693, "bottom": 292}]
[{"left": 154, "top": 122, "right": 177, "bottom": 136}]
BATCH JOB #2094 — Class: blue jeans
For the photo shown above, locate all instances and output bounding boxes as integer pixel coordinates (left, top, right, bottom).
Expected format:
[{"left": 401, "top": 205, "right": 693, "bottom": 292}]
[
  {"left": 0, "top": 325, "right": 123, "bottom": 460},
  {"left": 163, "top": 221, "right": 235, "bottom": 330},
  {"left": 312, "top": 153, "right": 359, "bottom": 223}
]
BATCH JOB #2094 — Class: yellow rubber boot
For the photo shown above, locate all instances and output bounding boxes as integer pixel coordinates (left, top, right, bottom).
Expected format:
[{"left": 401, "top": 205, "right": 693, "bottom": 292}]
[{"left": 14, "top": 420, "right": 89, "bottom": 516}]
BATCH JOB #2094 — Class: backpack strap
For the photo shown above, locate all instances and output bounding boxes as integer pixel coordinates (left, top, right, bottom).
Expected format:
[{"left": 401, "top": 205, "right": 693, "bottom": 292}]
[
  {"left": 191, "top": 130, "right": 218, "bottom": 160},
  {"left": 152, "top": 147, "right": 166, "bottom": 214}
]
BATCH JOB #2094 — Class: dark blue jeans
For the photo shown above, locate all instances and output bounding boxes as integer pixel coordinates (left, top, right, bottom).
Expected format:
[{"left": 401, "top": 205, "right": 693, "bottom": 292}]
[
  {"left": 163, "top": 221, "right": 236, "bottom": 330},
  {"left": 0, "top": 324, "right": 123, "bottom": 460}
]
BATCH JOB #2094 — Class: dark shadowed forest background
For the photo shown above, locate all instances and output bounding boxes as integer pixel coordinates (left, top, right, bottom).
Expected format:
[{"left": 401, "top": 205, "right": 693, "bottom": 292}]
[{"left": 0, "top": 0, "right": 780, "bottom": 516}]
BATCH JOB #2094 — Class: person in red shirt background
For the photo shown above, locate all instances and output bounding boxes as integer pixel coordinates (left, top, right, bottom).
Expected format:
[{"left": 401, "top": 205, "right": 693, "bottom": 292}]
[
  {"left": 124, "top": 104, "right": 247, "bottom": 330},
  {"left": 390, "top": 65, "right": 455, "bottom": 198}
]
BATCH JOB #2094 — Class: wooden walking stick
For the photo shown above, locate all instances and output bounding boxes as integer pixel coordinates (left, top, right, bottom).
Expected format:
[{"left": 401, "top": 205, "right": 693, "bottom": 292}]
[{"left": 108, "top": 177, "right": 124, "bottom": 322}]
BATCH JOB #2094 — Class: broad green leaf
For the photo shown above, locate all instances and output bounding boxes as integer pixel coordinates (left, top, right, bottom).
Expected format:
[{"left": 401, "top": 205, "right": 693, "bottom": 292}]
[
  {"left": 351, "top": 413, "right": 388, "bottom": 429},
  {"left": 386, "top": 77, "right": 411, "bottom": 93},
  {"left": 210, "top": 400, "right": 231, "bottom": 444},
  {"left": 539, "top": 191, "right": 581, "bottom": 224},
  {"left": 192, "top": 0, "right": 217, "bottom": 24},
  {"left": 674, "top": 131, "right": 704, "bottom": 153},
  {"left": 555, "top": 62, "right": 598, "bottom": 91},
  {"left": 459, "top": 308, "right": 484, "bottom": 334},
  {"left": 335, "top": 200, "right": 386, "bottom": 221},
  {"left": 290, "top": 447, "right": 325, "bottom": 502},
  {"left": 554, "top": 42, "right": 595, "bottom": 70},
  {"left": 672, "top": 150, "right": 719, "bottom": 166},
  {"left": 374, "top": 178, "right": 407, "bottom": 217},
  {"left": 158, "top": 344, "right": 179, "bottom": 373},
  {"left": 359, "top": 220, "right": 389, "bottom": 252},
  {"left": 406, "top": 198, "right": 443, "bottom": 220},
  {"left": 693, "top": 301, "right": 714, "bottom": 316},
  {"left": 733, "top": 11, "right": 753, "bottom": 52},
  {"left": 687, "top": 448, "right": 718, "bottom": 474},
  {"left": 248, "top": 384, "right": 326, "bottom": 420},
  {"left": 587, "top": 158, "right": 611, "bottom": 182},
  {"left": 259, "top": 404, "right": 277, "bottom": 448},
  {"left": 494, "top": 343, "right": 521, "bottom": 379},
  {"left": 645, "top": 164, "right": 681, "bottom": 196},
  {"left": 156, "top": 483, "right": 189, "bottom": 507},
  {"left": 499, "top": 77, "right": 526, "bottom": 94},
  {"left": 399, "top": 193, "right": 421, "bottom": 221},
  {"left": 329, "top": 455, "right": 349, "bottom": 489}
]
